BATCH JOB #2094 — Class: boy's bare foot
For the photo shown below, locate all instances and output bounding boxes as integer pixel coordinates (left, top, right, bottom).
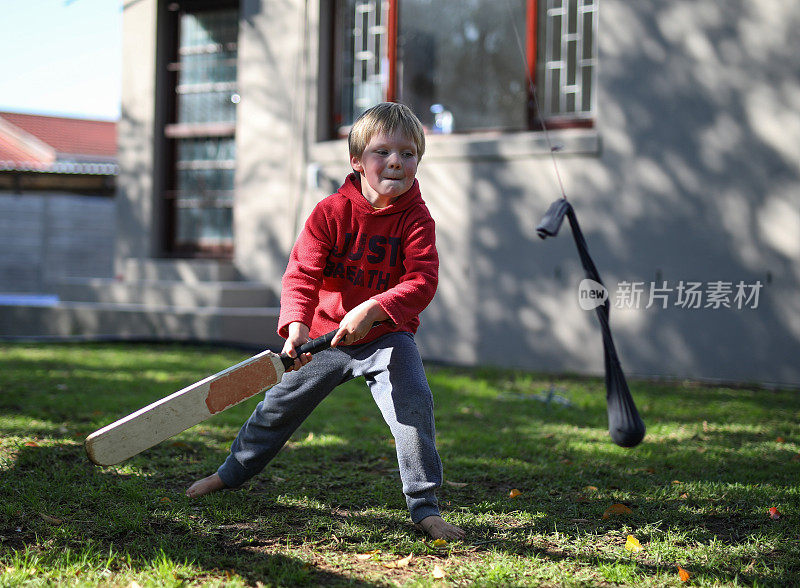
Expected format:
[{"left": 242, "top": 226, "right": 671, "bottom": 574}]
[
  {"left": 186, "top": 473, "right": 227, "bottom": 498},
  {"left": 414, "top": 515, "right": 465, "bottom": 540}
]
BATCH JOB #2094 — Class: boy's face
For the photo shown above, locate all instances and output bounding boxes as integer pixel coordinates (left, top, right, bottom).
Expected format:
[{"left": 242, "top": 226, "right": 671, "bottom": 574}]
[{"left": 350, "top": 129, "right": 419, "bottom": 207}]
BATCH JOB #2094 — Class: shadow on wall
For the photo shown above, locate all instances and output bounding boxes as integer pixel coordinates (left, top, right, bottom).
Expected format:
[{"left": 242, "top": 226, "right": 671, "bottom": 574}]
[{"left": 417, "top": 1, "right": 800, "bottom": 387}]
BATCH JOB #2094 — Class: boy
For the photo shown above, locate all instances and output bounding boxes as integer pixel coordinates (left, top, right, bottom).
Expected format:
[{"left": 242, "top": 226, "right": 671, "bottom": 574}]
[{"left": 187, "top": 102, "right": 464, "bottom": 541}]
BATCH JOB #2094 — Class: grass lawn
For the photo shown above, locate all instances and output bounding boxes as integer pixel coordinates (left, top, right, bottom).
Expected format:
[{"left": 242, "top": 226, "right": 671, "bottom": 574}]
[{"left": 1, "top": 342, "right": 798, "bottom": 587}]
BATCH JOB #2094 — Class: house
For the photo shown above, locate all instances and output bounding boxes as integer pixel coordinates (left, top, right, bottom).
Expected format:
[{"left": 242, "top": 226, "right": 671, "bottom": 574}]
[{"left": 14, "top": 0, "right": 800, "bottom": 386}]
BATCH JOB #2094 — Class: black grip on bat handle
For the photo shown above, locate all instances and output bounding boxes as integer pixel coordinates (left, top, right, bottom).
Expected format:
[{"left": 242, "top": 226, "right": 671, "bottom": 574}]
[
  {"left": 279, "top": 322, "right": 385, "bottom": 370},
  {"left": 280, "top": 329, "right": 337, "bottom": 369}
]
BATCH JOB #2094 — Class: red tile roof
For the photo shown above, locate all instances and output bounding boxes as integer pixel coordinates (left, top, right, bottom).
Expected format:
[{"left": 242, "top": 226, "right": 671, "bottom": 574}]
[
  {"left": 0, "top": 132, "right": 51, "bottom": 166},
  {"left": 0, "top": 111, "right": 117, "bottom": 164}
]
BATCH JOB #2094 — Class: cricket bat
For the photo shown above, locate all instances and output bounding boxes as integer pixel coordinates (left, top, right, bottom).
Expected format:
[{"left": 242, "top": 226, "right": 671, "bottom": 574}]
[{"left": 84, "top": 328, "right": 340, "bottom": 466}]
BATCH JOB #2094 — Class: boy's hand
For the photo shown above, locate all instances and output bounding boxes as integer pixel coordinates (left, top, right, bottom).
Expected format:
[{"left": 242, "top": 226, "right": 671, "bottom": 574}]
[
  {"left": 282, "top": 322, "right": 312, "bottom": 372},
  {"left": 331, "top": 300, "right": 389, "bottom": 347}
]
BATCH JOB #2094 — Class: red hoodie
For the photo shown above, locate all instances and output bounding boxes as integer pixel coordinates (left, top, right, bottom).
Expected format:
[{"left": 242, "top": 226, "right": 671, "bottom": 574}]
[{"left": 278, "top": 173, "right": 438, "bottom": 344}]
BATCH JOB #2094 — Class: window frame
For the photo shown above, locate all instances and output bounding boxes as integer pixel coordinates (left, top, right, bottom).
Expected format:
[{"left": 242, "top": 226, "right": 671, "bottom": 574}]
[
  {"left": 158, "top": 0, "right": 239, "bottom": 259},
  {"left": 325, "top": 0, "right": 597, "bottom": 138}
]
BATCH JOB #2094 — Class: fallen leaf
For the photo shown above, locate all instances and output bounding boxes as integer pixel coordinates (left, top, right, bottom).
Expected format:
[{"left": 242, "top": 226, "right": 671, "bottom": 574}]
[
  {"left": 677, "top": 565, "right": 690, "bottom": 582},
  {"left": 624, "top": 535, "right": 643, "bottom": 553},
  {"left": 768, "top": 507, "right": 781, "bottom": 520},
  {"left": 509, "top": 488, "right": 522, "bottom": 498},
  {"left": 355, "top": 550, "right": 380, "bottom": 561},
  {"left": 602, "top": 503, "right": 633, "bottom": 519},
  {"left": 672, "top": 480, "right": 682, "bottom": 485},
  {"left": 445, "top": 480, "right": 468, "bottom": 488},
  {"left": 24, "top": 441, "right": 39, "bottom": 447},
  {"left": 432, "top": 539, "right": 447, "bottom": 548},
  {"left": 170, "top": 441, "right": 191, "bottom": 449},
  {"left": 583, "top": 485, "right": 599, "bottom": 492},
  {"left": 39, "top": 513, "right": 63, "bottom": 525},
  {"left": 776, "top": 436, "right": 785, "bottom": 443},
  {"left": 679, "top": 493, "right": 689, "bottom": 500},
  {"left": 383, "top": 554, "right": 413, "bottom": 569},
  {"left": 432, "top": 564, "right": 446, "bottom": 579},
  {"left": 159, "top": 497, "right": 172, "bottom": 503}
]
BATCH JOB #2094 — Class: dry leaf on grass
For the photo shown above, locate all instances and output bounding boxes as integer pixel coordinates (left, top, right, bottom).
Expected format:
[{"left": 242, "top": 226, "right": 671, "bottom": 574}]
[
  {"left": 768, "top": 507, "right": 781, "bottom": 520},
  {"left": 355, "top": 550, "right": 380, "bottom": 561},
  {"left": 445, "top": 480, "right": 468, "bottom": 488},
  {"left": 677, "top": 565, "right": 691, "bottom": 582},
  {"left": 508, "top": 488, "right": 522, "bottom": 498},
  {"left": 432, "top": 564, "right": 446, "bottom": 579},
  {"left": 602, "top": 503, "right": 633, "bottom": 519},
  {"left": 624, "top": 535, "right": 643, "bottom": 553},
  {"left": 39, "top": 513, "right": 63, "bottom": 525},
  {"left": 383, "top": 554, "right": 413, "bottom": 569}
]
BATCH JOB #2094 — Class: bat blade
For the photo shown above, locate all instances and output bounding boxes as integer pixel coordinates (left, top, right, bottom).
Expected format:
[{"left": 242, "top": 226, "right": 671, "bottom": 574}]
[{"left": 84, "top": 349, "right": 285, "bottom": 466}]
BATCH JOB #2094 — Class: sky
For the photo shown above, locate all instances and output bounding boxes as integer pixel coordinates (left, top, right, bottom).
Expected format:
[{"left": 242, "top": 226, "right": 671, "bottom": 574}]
[{"left": 0, "top": 0, "right": 122, "bottom": 121}]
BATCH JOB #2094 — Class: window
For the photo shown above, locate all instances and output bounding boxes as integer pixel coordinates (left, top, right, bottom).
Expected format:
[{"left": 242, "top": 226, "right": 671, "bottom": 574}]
[
  {"left": 162, "top": 1, "right": 239, "bottom": 256},
  {"left": 328, "top": 0, "right": 597, "bottom": 136}
]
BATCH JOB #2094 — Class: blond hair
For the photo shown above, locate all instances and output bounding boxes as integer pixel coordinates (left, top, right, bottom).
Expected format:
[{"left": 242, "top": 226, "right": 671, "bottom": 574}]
[{"left": 348, "top": 102, "right": 426, "bottom": 161}]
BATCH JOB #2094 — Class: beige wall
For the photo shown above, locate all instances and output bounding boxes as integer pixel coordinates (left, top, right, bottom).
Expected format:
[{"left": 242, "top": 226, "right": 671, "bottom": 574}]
[
  {"left": 116, "top": 0, "right": 159, "bottom": 269},
  {"left": 119, "top": 0, "right": 800, "bottom": 386}
]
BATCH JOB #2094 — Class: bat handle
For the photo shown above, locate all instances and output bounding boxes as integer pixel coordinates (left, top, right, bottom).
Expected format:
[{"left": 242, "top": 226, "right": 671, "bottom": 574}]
[
  {"left": 279, "top": 322, "right": 385, "bottom": 370},
  {"left": 280, "top": 329, "right": 338, "bottom": 369}
]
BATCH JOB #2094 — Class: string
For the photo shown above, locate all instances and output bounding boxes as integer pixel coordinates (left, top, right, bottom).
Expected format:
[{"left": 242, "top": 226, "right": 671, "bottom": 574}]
[{"left": 505, "top": 0, "right": 568, "bottom": 200}]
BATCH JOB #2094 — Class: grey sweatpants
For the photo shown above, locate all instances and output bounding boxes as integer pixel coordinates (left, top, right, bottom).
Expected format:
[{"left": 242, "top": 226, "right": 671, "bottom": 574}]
[{"left": 216, "top": 332, "right": 443, "bottom": 523}]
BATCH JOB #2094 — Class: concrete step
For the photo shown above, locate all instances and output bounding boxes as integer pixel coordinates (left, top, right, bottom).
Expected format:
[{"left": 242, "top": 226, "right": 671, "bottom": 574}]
[
  {"left": 0, "top": 300, "right": 283, "bottom": 350},
  {"left": 121, "top": 258, "right": 241, "bottom": 283},
  {"left": 52, "top": 278, "right": 278, "bottom": 308}
]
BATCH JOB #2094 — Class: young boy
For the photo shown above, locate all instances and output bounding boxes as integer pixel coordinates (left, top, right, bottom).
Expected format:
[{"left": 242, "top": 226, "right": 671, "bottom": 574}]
[{"left": 187, "top": 102, "right": 464, "bottom": 541}]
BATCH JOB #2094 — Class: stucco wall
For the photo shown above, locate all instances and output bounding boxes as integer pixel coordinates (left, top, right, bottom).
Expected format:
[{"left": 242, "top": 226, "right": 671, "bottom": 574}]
[
  {"left": 298, "top": 1, "right": 800, "bottom": 386},
  {"left": 116, "top": 0, "right": 160, "bottom": 269},
  {"left": 118, "top": 0, "right": 800, "bottom": 386}
]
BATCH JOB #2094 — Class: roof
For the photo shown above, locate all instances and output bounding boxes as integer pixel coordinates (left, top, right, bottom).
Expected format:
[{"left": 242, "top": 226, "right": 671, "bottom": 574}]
[{"left": 0, "top": 111, "right": 117, "bottom": 174}]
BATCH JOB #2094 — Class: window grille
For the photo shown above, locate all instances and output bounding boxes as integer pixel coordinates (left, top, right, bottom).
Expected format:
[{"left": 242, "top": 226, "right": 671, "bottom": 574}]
[
  {"left": 540, "top": 0, "right": 597, "bottom": 118},
  {"left": 339, "top": 0, "right": 390, "bottom": 127},
  {"left": 164, "top": 4, "right": 239, "bottom": 253}
]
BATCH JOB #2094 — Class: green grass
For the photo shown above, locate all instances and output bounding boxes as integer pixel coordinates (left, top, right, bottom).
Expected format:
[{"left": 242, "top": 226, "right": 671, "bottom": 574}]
[{"left": 1, "top": 342, "right": 798, "bottom": 586}]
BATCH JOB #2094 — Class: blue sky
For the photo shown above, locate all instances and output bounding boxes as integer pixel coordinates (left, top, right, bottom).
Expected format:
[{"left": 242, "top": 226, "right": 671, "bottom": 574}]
[{"left": 0, "top": 0, "right": 122, "bottom": 120}]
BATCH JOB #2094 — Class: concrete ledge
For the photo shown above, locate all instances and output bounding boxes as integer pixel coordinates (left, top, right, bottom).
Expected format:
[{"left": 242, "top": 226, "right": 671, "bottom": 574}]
[
  {"left": 310, "top": 128, "right": 601, "bottom": 163},
  {"left": 52, "top": 278, "right": 278, "bottom": 308},
  {"left": 0, "top": 302, "right": 282, "bottom": 350},
  {"left": 121, "top": 258, "right": 241, "bottom": 283}
]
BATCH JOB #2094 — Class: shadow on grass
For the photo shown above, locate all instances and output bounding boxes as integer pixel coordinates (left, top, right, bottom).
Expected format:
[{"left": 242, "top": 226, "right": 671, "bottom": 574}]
[
  {"left": 0, "top": 443, "right": 383, "bottom": 587},
  {"left": 1, "top": 345, "right": 798, "bottom": 585},
  {"left": 2, "top": 416, "right": 798, "bottom": 585}
]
